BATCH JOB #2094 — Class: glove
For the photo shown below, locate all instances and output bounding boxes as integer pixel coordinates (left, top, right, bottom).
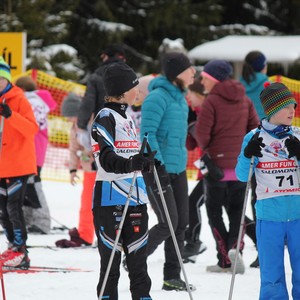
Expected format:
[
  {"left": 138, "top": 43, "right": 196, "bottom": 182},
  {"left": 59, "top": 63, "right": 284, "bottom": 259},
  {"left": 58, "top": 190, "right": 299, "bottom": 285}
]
[
  {"left": 142, "top": 150, "right": 156, "bottom": 172},
  {"left": 244, "top": 134, "right": 265, "bottom": 158},
  {"left": 285, "top": 136, "right": 300, "bottom": 160},
  {"left": 201, "top": 153, "right": 224, "bottom": 181},
  {"left": 0, "top": 103, "right": 12, "bottom": 118},
  {"left": 128, "top": 152, "right": 155, "bottom": 172}
]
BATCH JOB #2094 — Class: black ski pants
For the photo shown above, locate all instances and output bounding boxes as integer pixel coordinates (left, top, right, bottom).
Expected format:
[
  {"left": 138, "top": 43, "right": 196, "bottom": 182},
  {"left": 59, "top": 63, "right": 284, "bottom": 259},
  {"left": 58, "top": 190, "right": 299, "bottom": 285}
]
[
  {"left": 204, "top": 177, "right": 246, "bottom": 268},
  {"left": 0, "top": 176, "right": 29, "bottom": 247},
  {"left": 143, "top": 166, "right": 189, "bottom": 280},
  {"left": 93, "top": 204, "right": 151, "bottom": 300}
]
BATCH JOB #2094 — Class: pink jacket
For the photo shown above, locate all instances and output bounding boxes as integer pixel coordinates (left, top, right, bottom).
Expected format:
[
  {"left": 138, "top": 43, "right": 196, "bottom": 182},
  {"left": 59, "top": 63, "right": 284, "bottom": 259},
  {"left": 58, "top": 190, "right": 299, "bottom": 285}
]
[{"left": 25, "top": 90, "right": 57, "bottom": 167}]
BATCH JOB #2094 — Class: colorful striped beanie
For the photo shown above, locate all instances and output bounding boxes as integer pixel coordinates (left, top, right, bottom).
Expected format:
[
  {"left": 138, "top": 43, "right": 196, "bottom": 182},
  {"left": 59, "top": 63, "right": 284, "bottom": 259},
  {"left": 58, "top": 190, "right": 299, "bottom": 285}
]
[
  {"left": 260, "top": 82, "right": 297, "bottom": 120},
  {"left": 0, "top": 56, "right": 11, "bottom": 82}
]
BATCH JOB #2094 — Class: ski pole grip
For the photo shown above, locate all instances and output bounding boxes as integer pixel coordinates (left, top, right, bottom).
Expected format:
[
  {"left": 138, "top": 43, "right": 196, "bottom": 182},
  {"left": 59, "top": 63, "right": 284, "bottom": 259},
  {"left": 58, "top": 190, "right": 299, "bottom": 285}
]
[{"left": 140, "top": 133, "right": 148, "bottom": 155}]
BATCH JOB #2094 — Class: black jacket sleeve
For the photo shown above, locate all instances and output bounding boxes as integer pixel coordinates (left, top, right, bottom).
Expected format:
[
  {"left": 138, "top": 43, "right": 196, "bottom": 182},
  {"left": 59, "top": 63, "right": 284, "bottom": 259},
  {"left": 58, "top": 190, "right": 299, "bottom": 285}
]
[
  {"left": 77, "top": 72, "right": 106, "bottom": 129},
  {"left": 91, "top": 113, "right": 131, "bottom": 174}
]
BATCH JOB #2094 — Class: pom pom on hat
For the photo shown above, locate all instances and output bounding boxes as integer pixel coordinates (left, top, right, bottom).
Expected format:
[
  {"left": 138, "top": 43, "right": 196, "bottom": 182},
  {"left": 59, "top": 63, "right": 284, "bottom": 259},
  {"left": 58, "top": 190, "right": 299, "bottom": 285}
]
[
  {"left": 103, "top": 62, "right": 139, "bottom": 97},
  {"left": 260, "top": 82, "right": 297, "bottom": 119},
  {"left": 0, "top": 56, "right": 11, "bottom": 82},
  {"left": 162, "top": 52, "right": 192, "bottom": 82},
  {"left": 202, "top": 60, "right": 232, "bottom": 82},
  {"left": 61, "top": 92, "right": 81, "bottom": 117}
]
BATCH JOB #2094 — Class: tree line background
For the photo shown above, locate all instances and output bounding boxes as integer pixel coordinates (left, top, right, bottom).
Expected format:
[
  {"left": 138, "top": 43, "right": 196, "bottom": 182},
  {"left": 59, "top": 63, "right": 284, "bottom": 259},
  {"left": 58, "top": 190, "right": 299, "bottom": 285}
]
[{"left": 1, "top": 0, "right": 300, "bottom": 81}]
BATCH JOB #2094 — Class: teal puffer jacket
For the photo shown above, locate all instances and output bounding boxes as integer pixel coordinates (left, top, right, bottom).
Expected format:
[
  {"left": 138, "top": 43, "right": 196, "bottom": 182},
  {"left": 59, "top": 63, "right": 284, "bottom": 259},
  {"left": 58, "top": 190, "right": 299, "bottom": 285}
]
[{"left": 140, "top": 76, "right": 188, "bottom": 174}]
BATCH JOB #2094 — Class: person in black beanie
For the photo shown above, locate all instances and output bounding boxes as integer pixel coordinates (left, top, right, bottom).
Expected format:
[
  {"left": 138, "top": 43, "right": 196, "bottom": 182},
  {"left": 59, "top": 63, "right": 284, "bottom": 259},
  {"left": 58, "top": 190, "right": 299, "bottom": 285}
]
[
  {"left": 91, "top": 61, "right": 154, "bottom": 300},
  {"left": 141, "top": 52, "right": 196, "bottom": 291}
]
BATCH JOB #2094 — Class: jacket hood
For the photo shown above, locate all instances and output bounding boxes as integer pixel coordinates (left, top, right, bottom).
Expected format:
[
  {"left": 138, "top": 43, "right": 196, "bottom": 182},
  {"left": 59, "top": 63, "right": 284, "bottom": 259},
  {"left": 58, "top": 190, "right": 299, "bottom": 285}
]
[
  {"left": 210, "top": 79, "right": 246, "bottom": 103},
  {"left": 148, "top": 75, "right": 184, "bottom": 101},
  {"left": 2, "top": 84, "right": 24, "bottom": 102},
  {"left": 239, "top": 72, "right": 268, "bottom": 95}
]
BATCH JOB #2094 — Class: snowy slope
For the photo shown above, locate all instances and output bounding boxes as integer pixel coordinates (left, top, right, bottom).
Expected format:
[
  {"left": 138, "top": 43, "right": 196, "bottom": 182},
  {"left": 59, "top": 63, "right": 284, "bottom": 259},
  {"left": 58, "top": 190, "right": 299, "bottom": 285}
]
[{"left": 0, "top": 180, "right": 293, "bottom": 300}]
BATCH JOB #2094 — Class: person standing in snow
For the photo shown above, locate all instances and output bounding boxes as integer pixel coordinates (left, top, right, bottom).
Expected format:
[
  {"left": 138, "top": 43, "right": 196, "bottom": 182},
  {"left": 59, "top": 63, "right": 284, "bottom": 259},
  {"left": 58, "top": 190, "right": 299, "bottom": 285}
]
[
  {"left": 76, "top": 44, "right": 126, "bottom": 149},
  {"left": 15, "top": 76, "right": 57, "bottom": 235},
  {"left": 183, "top": 75, "right": 207, "bottom": 262},
  {"left": 239, "top": 50, "right": 270, "bottom": 268},
  {"left": 55, "top": 92, "right": 96, "bottom": 248},
  {"left": 91, "top": 62, "right": 154, "bottom": 299},
  {"left": 0, "top": 57, "right": 38, "bottom": 269},
  {"left": 196, "top": 59, "right": 259, "bottom": 274},
  {"left": 140, "top": 52, "right": 196, "bottom": 291},
  {"left": 236, "top": 82, "right": 300, "bottom": 300},
  {"left": 240, "top": 51, "right": 269, "bottom": 121}
]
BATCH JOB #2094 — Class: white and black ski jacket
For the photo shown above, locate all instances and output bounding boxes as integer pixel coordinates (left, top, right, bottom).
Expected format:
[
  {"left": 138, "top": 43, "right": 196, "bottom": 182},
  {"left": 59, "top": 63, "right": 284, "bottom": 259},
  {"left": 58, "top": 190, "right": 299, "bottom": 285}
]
[{"left": 91, "top": 102, "right": 149, "bottom": 207}]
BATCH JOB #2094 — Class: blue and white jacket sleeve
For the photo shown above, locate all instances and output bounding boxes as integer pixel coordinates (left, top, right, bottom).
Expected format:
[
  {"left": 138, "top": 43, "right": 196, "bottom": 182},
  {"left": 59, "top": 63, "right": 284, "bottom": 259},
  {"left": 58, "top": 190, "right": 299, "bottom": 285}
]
[{"left": 235, "top": 129, "right": 259, "bottom": 182}]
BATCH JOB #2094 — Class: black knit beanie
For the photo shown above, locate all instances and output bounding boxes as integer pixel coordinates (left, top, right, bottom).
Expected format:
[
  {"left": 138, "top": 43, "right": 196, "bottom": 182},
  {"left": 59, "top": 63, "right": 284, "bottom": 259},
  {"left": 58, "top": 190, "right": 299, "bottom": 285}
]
[
  {"left": 103, "top": 62, "right": 139, "bottom": 97},
  {"left": 162, "top": 52, "right": 192, "bottom": 81}
]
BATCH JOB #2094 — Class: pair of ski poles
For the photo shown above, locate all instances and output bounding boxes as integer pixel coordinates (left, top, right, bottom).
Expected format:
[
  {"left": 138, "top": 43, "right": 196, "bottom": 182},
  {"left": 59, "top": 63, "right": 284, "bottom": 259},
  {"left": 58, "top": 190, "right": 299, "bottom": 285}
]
[
  {"left": 98, "top": 134, "right": 194, "bottom": 300},
  {"left": 228, "top": 132, "right": 300, "bottom": 300}
]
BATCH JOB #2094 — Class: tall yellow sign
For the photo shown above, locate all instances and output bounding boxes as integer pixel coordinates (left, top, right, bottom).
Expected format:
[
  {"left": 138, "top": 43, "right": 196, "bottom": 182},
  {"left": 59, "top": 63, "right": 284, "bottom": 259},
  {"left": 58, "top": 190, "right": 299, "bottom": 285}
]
[{"left": 0, "top": 32, "right": 27, "bottom": 77}]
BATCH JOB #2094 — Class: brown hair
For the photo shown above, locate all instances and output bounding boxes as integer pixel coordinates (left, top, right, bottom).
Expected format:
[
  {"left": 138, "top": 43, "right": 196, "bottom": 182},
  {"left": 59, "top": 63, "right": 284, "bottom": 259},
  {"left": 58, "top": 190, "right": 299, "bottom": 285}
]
[{"left": 15, "top": 76, "right": 37, "bottom": 91}]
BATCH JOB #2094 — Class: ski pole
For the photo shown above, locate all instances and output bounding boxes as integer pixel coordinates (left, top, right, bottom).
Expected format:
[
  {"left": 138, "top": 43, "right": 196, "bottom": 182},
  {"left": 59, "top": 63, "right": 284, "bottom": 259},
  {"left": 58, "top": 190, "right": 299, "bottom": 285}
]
[
  {"left": 0, "top": 261, "right": 6, "bottom": 300},
  {"left": 228, "top": 132, "right": 259, "bottom": 300},
  {"left": 287, "top": 135, "right": 300, "bottom": 186},
  {"left": 294, "top": 157, "right": 300, "bottom": 187},
  {"left": 0, "top": 98, "right": 6, "bottom": 159},
  {"left": 50, "top": 216, "right": 70, "bottom": 230},
  {"left": 98, "top": 135, "right": 148, "bottom": 300},
  {"left": 148, "top": 144, "right": 194, "bottom": 300}
]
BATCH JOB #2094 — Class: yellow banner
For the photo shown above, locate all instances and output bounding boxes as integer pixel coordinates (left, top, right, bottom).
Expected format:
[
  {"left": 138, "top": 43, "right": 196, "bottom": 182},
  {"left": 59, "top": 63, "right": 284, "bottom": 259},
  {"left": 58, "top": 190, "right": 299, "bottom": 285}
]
[{"left": 0, "top": 32, "right": 27, "bottom": 78}]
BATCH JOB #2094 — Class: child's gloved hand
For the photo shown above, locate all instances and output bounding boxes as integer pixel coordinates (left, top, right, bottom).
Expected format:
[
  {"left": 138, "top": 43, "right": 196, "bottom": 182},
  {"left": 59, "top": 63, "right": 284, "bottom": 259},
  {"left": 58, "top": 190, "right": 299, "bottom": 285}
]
[
  {"left": 285, "top": 136, "right": 300, "bottom": 160},
  {"left": 128, "top": 151, "right": 156, "bottom": 172},
  {"left": 244, "top": 134, "right": 265, "bottom": 158},
  {"left": 0, "top": 103, "right": 12, "bottom": 118}
]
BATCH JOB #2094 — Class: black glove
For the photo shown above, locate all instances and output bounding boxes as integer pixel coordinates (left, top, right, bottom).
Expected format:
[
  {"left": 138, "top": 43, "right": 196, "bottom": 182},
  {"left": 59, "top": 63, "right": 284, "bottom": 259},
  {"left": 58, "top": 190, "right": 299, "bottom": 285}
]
[
  {"left": 201, "top": 153, "right": 224, "bottom": 181},
  {"left": 285, "top": 136, "right": 300, "bottom": 160},
  {"left": 244, "top": 134, "right": 265, "bottom": 158},
  {"left": 142, "top": 150, "right": 156, "bottom": 172},
  {"left": 128, "top": 151, "right": 155, "bottom": 173},
  {"left": 0, "top": 103, "right": 12, "bottom": 118}
]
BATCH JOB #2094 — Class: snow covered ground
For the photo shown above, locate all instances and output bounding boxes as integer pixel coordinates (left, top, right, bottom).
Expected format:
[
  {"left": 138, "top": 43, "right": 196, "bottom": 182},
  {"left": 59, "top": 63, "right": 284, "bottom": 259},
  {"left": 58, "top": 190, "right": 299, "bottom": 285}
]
[{"left": 0, "top": 180, "right": 294, "bottom": 300}]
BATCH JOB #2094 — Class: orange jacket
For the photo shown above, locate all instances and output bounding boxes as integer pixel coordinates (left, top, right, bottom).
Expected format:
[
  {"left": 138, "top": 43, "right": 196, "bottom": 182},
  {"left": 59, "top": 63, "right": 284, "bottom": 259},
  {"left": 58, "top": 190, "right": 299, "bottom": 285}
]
[{"left": 0, "top": 85, "right": 38, "bottom": 177}]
